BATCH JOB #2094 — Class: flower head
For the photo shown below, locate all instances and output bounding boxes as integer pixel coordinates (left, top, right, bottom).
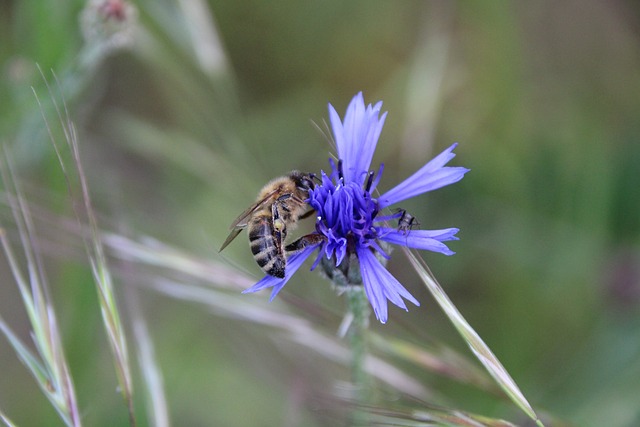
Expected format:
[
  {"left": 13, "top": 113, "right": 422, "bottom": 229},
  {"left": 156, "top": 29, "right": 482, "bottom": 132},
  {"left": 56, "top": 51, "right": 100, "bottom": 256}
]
[{"left": 243, "top": 92, "right": 469, "bottom": 323}]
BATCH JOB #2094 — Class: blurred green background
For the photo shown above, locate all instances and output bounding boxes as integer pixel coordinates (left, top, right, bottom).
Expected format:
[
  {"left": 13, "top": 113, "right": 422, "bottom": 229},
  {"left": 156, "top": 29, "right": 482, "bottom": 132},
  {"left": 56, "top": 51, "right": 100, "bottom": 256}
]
[{"left": 1, "top": 1, "right": 640, "bottom": 426}]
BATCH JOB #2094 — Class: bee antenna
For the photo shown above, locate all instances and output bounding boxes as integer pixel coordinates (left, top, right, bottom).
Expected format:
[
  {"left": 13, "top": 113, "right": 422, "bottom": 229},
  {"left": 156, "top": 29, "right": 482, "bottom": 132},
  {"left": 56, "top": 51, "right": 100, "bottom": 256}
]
[
  {"left": 337, "top": 159, "right": 344, "bottom": 181},
  {"left": 309, "top": 173, "right": 322, "bottom": 184}
]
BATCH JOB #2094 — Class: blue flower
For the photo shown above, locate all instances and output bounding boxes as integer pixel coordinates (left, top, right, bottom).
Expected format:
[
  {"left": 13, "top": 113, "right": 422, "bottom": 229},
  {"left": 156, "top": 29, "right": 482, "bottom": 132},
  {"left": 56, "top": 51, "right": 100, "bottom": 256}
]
[{"left": 243, "top": 92, "right": 469, "bottom": 323}]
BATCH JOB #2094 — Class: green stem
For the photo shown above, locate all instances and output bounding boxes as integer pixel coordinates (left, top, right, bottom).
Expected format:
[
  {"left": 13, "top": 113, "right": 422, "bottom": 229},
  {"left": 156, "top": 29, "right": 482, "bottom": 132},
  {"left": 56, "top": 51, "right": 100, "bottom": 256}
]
[
  {"left": 345, "top": 285, "right": 370, "bottom": 426},
  {"left": 320, "top": 254, "right": 371, "bottom": 425}
]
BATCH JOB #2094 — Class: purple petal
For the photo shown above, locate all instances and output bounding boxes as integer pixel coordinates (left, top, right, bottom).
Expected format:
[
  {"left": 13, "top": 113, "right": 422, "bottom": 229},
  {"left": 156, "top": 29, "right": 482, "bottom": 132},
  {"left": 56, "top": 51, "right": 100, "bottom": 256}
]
[
  {"left": 357, "top": 247, "right": 420, "bottom": 323},
  {"left": 378, "top": 143, "right": 469, "bottom": 208},
  {"left": 378, "top": 227, "right": 460, "bottom": 255},
  {"left": 242, "top": 245, "right": 318, "bottom": 301},
  {"left": 329, "top": 103, "right": 347, "bottom": 167},
  {"left": 354, "top": 109, "right": 386, "bottom": 185},
  {"left": 369, "top": 163, "right": 384, "bottom": 192},
  {"left": 328, "top": 92, "right": 387, "bottom": 185}
]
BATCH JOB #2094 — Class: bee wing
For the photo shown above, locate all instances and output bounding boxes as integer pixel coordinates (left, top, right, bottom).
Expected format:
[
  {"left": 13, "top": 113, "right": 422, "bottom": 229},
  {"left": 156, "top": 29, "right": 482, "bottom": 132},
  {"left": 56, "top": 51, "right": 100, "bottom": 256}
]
[
  {"left": 218, "top": 189, "right": 280, "bottom": 252},
  {"left": 219, "top": 227, "right": 245, "bottom": 252}
]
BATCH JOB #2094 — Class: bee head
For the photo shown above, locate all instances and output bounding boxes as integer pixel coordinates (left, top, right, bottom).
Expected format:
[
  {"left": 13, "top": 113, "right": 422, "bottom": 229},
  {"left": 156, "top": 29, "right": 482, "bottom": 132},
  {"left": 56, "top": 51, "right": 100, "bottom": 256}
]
[{"left": 290, "top": 170, "right": 317, "bottom": 191}]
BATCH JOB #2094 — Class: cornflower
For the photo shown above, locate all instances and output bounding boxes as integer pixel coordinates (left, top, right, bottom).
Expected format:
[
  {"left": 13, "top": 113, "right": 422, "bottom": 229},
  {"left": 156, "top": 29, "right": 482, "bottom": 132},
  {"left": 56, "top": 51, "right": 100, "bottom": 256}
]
[{"left": 244, "top": 92, "right": 469, "bottom": 323}]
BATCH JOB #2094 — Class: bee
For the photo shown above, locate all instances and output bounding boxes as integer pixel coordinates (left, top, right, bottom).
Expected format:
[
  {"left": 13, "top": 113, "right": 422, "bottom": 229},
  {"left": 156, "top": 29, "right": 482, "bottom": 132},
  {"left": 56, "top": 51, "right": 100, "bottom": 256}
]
[
  {"left": 219, "top": 171, "right": 323, "bottom": 278},
  {"left": 395, "top": 208, "right": 419, "bottom": 234}
]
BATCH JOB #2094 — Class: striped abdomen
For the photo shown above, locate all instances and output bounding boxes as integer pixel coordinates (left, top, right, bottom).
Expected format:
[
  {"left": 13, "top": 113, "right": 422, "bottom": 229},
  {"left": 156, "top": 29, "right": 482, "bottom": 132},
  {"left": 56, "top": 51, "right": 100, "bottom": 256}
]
[{"left": 248, "top": 215, "right": 286, "bottom": 278}]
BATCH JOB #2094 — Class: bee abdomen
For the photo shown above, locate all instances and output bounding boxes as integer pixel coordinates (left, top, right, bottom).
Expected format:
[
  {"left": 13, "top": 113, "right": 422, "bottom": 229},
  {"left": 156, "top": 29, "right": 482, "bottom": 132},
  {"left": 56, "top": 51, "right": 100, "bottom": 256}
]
[
  {"left": 252, "top": 239, "right": 286, "bottom": 278},
  {"left": 262, "top": 255, "right": 286, "bottom": 278},
  {"left": 249, "top": 217, "right": 286, "bottom": 278}
]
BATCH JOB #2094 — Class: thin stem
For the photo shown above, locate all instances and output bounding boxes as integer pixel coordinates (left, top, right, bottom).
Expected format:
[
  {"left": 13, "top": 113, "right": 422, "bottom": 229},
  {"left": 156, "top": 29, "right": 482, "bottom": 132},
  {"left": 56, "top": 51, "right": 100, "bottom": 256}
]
[
  {"left": 345, "top": 285, "right": 370, "bottom": 426},
  {"left": 321, "top": 254, "right": 372, "bottom": 425}
]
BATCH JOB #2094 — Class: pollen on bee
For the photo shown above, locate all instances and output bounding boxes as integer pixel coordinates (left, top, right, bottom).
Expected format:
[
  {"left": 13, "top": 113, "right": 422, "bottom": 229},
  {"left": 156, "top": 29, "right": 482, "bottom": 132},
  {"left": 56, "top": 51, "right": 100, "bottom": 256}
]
[{"left": 274, "top": 218, "right": 285, "bottom": 231}]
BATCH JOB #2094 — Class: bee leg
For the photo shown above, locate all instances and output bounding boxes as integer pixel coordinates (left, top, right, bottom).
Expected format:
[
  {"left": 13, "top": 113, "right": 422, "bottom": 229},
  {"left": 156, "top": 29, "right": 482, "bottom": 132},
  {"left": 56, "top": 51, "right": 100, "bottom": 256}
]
[
  {"left": 271, "top": 202, "right": 287, "bottom": 241},
  {"left": 275, "top": 193, "right": 307, "bottom": 217},
  {"left": 284, "top": 234, "right": 326, "bottom": 255},
  {"left": 297, "top": 208, "right": 316, "bottom": 220}
]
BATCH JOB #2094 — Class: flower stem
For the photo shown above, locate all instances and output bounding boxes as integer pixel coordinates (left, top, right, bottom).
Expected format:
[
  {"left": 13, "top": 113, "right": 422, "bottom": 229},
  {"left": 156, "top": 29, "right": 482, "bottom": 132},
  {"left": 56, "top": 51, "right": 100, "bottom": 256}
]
[
  {"left": 320, "top": 255, "right": 371, "bottom": 425},
  {"left": 345, "top": 285, "right": 370, "bottom": 426}
]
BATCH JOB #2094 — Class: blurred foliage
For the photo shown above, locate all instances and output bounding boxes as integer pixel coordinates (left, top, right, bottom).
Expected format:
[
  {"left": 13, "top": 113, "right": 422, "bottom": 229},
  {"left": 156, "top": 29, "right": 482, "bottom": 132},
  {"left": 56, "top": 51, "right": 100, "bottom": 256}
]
[{"left": 1, "top": 0, "right": 640, "bottom": 426}]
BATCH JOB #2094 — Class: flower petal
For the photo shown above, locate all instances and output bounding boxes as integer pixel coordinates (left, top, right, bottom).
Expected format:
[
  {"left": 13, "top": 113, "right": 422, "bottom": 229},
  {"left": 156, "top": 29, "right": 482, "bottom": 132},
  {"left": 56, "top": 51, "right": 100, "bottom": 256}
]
[
  {"left": 242, "top": 245, "right": 319, "bottom": 301},
  {"left": 378, "top": 227, "right": 460, "bottom": 255},
  {"left": 357, "top": 247, "right": 419, "bottom": 323},
  {"left": 329, "top": 103, "right": 347, "bottom": 167},
  {"left": 328, "top": 92, "right": 387, "bottom": 185},
  {"left": 378, "top": 143, "right": 469, "bottom": 208}
]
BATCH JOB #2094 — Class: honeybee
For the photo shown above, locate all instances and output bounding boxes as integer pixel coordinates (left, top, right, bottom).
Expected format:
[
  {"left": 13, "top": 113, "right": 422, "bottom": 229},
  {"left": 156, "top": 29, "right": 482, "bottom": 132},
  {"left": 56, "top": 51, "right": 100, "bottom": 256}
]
[{"left": 219, "top": 171, "right": 324, "bottom": 278}]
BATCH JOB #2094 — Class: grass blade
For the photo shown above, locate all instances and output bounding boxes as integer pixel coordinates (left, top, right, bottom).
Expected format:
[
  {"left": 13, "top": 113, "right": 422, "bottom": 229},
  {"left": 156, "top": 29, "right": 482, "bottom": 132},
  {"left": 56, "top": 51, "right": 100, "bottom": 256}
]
[
  {"left": 153, "top": 278, "right": 430, "bottom": 400},
  {"left": 0, "top": 408, "right": 18, "bottom": 427},
  {"left": 0, "top": 314, "right": 49, "bottom": 391},
  {"left": 369, "top": 333, "right": 498, "bottom": 393},
  {"left": 34, "top": 70, "right": 135, "bottom": 425},
  {"left": 369, "top": 405, "right": 519, "bottom": 427},
  {"left": 0, "top": 154, "right": 81, "bottom": 426},
  {"left": 128, "top": 289, "right": 169, "bottom": 427},
  {"left": 403, "top": 248, "right": 545, "bottom": 427}
]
